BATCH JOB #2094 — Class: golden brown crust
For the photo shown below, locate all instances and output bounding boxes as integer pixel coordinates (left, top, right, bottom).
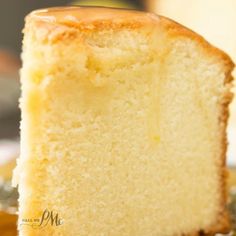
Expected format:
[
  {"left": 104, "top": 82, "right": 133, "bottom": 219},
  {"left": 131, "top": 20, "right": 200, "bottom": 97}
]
[
  {"left": 24, "top": 6, "right": 235, "bottom": 235},
  {"left": 25, "top": 6, "right": 160, "bottom": 32},
  {"left": 25, "top": 7, "right": 234, "bottom": 68},
  {"left": 159, "top": 16, "right": 234, "bottom": 70}
]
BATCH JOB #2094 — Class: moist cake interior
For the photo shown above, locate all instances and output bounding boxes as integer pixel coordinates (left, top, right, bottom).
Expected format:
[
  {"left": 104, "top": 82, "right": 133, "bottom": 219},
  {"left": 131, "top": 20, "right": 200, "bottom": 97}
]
[{"left": 17, "top": 7, "right": 233, "bottom": 235}]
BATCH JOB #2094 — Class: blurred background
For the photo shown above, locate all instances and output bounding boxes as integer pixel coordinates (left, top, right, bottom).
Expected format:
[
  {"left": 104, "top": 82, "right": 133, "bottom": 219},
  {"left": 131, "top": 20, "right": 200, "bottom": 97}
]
[{"left": 0, "top": 0, "right": 235, "bottom": 235}]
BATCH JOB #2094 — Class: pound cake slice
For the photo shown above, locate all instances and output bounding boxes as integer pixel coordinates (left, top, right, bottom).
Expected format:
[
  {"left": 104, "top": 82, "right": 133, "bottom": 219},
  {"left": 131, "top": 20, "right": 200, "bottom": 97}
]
[{"left": 15, "top": 7, "right": 234, "bottom": 236}]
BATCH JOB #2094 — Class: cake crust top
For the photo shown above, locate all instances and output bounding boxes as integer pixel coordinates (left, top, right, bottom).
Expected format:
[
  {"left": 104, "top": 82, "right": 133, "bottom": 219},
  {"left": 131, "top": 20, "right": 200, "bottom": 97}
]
[
  {"left": 27, "top": 6, "right": 159, "bottom": 30},
  {"left": 26, "top": 6, "right": 234, "bottom": 70}
]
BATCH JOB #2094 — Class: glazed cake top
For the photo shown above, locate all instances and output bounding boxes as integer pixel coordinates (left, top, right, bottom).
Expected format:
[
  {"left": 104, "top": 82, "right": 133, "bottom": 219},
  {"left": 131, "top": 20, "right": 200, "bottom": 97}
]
[{"left": 25, "top": 6, "right": 233, "bottom": 67}]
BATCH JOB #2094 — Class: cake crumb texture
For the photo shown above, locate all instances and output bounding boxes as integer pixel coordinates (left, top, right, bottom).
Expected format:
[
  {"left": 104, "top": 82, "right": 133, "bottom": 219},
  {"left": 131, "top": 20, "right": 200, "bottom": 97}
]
[{"left": 17, "top": 7, "right": 234, "bottom": 236}]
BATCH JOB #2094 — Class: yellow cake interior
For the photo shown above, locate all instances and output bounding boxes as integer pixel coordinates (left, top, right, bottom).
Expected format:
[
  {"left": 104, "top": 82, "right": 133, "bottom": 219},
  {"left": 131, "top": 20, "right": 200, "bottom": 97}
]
[
  {"left": 146, "top": 0, "right": 236, "bottom": 166},
  {"left": 16, "top": 7, "right": 234, "bottom": 236}
]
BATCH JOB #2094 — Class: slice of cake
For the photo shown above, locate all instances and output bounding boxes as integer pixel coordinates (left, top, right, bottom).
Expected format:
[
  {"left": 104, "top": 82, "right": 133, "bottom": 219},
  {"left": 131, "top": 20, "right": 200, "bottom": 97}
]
[{"left": 15, "top": 7, "right": 234, "bottom": 236}]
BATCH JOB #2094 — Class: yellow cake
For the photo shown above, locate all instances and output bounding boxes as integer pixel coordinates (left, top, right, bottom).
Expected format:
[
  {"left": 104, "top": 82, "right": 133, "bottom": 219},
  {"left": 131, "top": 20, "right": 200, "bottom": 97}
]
[
  {"left": 15, "top": 7, "right": 234, "bottom": 236},
  {"left": 145, "top": 0, "right": 236, "bottom": 166}
]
